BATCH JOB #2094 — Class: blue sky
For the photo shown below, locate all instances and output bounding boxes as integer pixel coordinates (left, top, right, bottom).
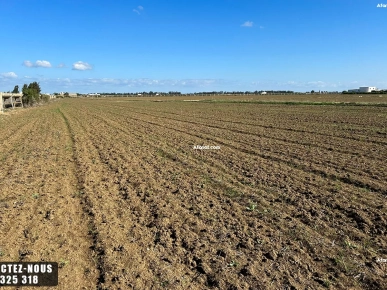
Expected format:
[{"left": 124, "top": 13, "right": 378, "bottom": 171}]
[{"left": 1, "top": 0, "right": 386, "bottom": 93}]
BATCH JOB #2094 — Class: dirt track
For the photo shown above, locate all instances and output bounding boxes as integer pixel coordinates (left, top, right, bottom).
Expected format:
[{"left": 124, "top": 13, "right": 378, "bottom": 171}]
[{"left": 1, "top": 97, "right": 386, "bottom": 289}]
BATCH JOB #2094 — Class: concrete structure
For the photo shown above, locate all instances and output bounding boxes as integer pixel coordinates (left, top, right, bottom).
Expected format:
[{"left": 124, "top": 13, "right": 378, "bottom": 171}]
[
  {"left": 349, "top": 86, "right": 378, "bottom": 93},
  {"left": 59, "top": 92, "right": 77, "bottom": 97},
  {"left": 0, "top": 92, "right": 23, "bottom": 112},
  {"left": 359, "top": 87, "right": 377, "bottom": 93},
  {"left": 43, "top": 93, "right": 56, "bottom": 99}
]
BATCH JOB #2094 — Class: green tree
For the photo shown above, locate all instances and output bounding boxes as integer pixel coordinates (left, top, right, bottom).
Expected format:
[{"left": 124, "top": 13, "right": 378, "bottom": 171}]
[
  {"left": 22, "top": 82, "right": 42, "bottom": 106},
  {"left": 12, "top": 85, "right": 19, "bottom": 93},
  {"left": 22, "top": 84, "right": 28, "bottom": 94},
  {"left": 22, "top": 84, "right": 33, "bottom": 105},
  {"left": 28, "top": 82, "right": 41, "bottom": 95}
]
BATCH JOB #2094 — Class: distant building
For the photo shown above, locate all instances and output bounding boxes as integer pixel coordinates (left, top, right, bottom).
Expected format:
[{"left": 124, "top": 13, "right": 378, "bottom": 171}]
[
  {"left": 59, "top": 92, "right": 77, "bottom": 97},
  {"left": 261, "top": 91, "right": 267, "bottom": 95},
  {"left": 43, "top": 93, "right": 56, "bottom": 99},
  {"left": 348, "top": 86, "right": 378, "bottom": 93},
  {"left": 359, "top": 87, "right": 378, "bottom": 93}
]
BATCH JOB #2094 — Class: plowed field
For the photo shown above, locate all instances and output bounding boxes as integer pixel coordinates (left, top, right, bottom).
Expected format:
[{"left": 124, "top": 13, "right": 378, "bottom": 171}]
[{"left": 1, "top": 97, "right": 386, "bottom": 289}]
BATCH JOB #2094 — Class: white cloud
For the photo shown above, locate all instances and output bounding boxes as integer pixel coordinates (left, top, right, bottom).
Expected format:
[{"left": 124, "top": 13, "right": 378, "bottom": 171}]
[
  {"left": 253, "top": 80, "right": 330, "bottom": 88},
  {"left": 250, "top": 80, "right": 353, "bottom": 91},
  {"left": 259, "top": 25, "right": 264, "bottom": 29},
  {"left": 72, "top": 61, "right": 93, "bottom": 71},
  {"left": 39, "top": 61, "right": 52, "bottom": 68},
  {"left": 67, "top": 78, "right": 224, "bottom": 88},
  {"left": 0, "top": 72, "right": 18, "bottom": 78},
  {"left": 57, "top": 63, "right": 66, "bottom": 68},
  {"left": 23, "top": 60, "right": 34, "bottom": 67},
  {"left": 23, "top": 60, "right": 52, "bottom": 68},
  {"left": 133, "top": 5, "right": 143, "bottom": 14},
  {"left": 35, "top": 60, "right": 52, "bottom": 68},
  {"left": 25, "top": 77, "right": 228, "bottom": 92},
  {"left": 241, "top": 21, "right": 253, "bottom": 27}
]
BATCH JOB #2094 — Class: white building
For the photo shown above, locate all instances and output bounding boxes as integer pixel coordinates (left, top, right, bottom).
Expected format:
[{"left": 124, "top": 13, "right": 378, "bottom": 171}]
[
  {"left": 348, "top": 86, "right": 378, "bottom": 93},
  {"left": 359, "top": 87, "right": 377, "bottom": 93}
]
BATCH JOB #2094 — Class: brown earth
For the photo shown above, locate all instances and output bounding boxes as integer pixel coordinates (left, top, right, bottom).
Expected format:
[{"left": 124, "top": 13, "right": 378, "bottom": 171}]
[
  {"left": 0, "top": 96, "right": 386, "bottom": 289},
  {"left": 114, "top": 93, "right": 387, "bottom": 104}
]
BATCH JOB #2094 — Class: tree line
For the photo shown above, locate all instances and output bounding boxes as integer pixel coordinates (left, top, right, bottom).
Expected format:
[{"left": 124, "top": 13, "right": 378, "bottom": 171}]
[
  {"left": 342, "top": 90, "right": 387, "bottom": 94},
  {"left": 7, "top": 82, "right": 49, "bottom": 106},
  {"left": 95, "top": 90, "right": 297, "bottom": 96}
]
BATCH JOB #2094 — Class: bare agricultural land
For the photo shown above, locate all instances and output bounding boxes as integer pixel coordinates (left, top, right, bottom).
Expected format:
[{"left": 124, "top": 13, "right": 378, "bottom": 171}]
[
  {"left": 0, "top": 96, "right": 386, "bottom": 289},
  {"left": 131, "top": 93, "right": 387, "bottom": 104}
]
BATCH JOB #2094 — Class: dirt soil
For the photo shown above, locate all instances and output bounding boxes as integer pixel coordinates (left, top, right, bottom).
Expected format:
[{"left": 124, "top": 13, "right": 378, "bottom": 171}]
[{"left": 0, "top": 97, "right": 386, "bottom": 289}]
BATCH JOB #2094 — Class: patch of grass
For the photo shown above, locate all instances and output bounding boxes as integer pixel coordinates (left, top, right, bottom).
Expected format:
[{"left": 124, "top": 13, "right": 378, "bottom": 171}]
[
  {"left": 344, "top": 239, "right": 357, "bottom": 249},
  {"left": 170, "top": 172, "right": 179, "bottom": 183},
  {"left": 360, "top": 186, "right": 371, "bottom": 193},
  {"left": 201, "top": 174, "right": 212, "bottom": 185},
  {"left": 255, "top": 238, "right": 265, "bottom": 246},
  {"left": 0, "top": 154, "right": 7, "bottom": 162},
  {"left": 246, "top": 202, "right": 257, "bottom": 211},
  {"left": 32, "top": 193, "right": 39, "bottom": 199},
  {"left": 333, "top": 252, "right": 357, "bottom": 275},
  {"left": 228, "top": 260, "right": 238, "bottom": 267},
  {"left": 241, "top": 180, "right": 255, "bottom": 187},
  {"left": 157, "top": 148, "right": 177, "bottom": 161},
  {"left": 257, "top": 208, "right": 271, "bottom": 215},
  {"left": 334, "top": 253, "right": 347, "bottom": 272},
  {"left": 360, "top": 237, "right": 377, "bottom": 255},
  {"left": 72, "top": 190, "right": 84, "bottom": 198},
  {"left": 323, "top": 278, "right": 331, "bottom": 288},
  {"left": 225, "top": 187, "right": 241, "bottom": 198},
  {"left": 87, "top": 225, "right": 97, "bottom": 236},
  {"left": 160, "top": 280, "right": 170, "bottom": 288},
  {"left": 58, "top": 258, "right": 69, "bottom": 268},
  {"left": 332, "top": 182, "right": 342, "bottom": 193}
]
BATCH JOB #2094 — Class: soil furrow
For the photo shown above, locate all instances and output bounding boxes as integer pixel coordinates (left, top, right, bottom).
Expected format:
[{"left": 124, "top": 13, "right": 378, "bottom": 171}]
[
  {"left": 74, "top": 103, "right": 386, "bottom": 227},
  {"left": 3, "top": 98, "right": 385, "bottom": 289},
  {"left": 96, "top": 106, "right": 387, "bottom": 195},
  {"left": 106, "top": 102, "right": 387, "bottom": 146},
  {"left": 58, "top": 108, "right": 108, "bottom": 289}
]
